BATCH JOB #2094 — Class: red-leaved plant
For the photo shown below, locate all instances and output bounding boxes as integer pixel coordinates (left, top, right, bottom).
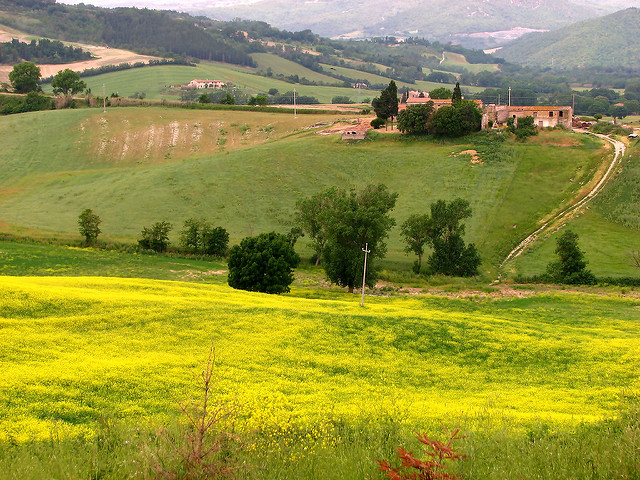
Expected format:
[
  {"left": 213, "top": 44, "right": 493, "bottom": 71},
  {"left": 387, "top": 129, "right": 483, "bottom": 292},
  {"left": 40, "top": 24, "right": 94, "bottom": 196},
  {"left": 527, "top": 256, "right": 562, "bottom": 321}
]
[{"left": 377, "top": 424, "right": 466, "bottom": 480}]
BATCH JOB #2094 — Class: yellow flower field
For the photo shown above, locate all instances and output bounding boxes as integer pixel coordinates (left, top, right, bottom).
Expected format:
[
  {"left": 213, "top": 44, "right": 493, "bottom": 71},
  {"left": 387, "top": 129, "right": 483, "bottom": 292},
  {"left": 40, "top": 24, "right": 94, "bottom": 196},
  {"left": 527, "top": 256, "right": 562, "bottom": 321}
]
[{"left": 1, "top": 276, "right": 639, "bottom": 442}]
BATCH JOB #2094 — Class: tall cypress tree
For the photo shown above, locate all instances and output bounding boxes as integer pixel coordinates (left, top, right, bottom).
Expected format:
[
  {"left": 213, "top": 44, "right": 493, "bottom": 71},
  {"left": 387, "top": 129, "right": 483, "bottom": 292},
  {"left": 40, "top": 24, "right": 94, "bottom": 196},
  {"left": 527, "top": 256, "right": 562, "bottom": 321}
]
[
  {"left": 452, "top": 81, "right": 462, "bottom": 105},
  {"left": 372, "top": 80, "right": 399, "bottom": 129}
]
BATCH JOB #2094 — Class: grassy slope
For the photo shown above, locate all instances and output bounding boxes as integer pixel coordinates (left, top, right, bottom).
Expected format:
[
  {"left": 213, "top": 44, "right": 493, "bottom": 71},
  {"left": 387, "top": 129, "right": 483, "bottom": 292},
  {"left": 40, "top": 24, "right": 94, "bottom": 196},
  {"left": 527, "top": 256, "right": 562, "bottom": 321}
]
[
  {"left": 512, "top": 138, "right": 640, "bottom": 278},
  {"left": 1, "top": 275, "right": 638, "bottom": 443},
  {"left": 441, "top": 52, "right": 500, "bottom": 74},
  {"left": 250, "top": 52, "right": 340, "bottom": 84},
  {"left": 43, "top": 62, "right": 368, "bottom": 103},
  {"left": 0, "top": 108, "right": 613, "bottom": 275}
]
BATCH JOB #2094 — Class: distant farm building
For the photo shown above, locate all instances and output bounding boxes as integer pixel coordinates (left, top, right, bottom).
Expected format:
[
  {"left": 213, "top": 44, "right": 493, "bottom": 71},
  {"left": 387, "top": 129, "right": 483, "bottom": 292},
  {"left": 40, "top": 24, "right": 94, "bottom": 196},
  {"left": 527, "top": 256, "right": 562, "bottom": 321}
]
[
  {"left": 484, "top": 105, "right": 573, "bottom": 129},
  {"left": 186, "top": 79, "right": 226, "bottom": 89},
  {"left": 398, "top": 91, "right": 572, "bottom": 130}
]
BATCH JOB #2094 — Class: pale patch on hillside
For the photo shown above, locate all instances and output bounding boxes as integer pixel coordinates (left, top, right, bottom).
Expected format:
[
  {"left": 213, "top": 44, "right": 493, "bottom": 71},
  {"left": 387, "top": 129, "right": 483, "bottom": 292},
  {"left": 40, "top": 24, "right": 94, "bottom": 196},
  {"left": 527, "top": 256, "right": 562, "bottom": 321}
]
[
  {"left": 75, "top": 109, "right": 339, "bottom": 164},
  {"left": 0, "top": 24, "right": 159, "bottom": 83}
]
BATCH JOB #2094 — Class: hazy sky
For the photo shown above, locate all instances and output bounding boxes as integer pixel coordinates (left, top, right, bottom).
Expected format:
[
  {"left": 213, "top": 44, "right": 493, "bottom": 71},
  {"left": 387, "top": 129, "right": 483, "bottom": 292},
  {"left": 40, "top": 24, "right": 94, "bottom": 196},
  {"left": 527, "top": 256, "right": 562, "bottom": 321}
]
[{"left": 58, "top": 0, "right": 259, "bottom": 7}]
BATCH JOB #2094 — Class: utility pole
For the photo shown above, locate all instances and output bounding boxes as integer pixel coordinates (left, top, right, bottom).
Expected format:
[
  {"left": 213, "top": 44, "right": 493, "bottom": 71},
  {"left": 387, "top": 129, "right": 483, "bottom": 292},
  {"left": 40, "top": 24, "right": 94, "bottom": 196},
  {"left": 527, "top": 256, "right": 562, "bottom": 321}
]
[
  {"left": 360, "top": 243, "right": 370, "bottom": 307},
  {"left": 572, "top": 93, "right": 575, "bottom": 112},
  {"left": 498, "top": 94, "right": 501, "bottom": 105},
  {"left": 508, "top": 87, "right": 511, "bottom": 107},
  {"left": 293, "top": 88, "right": 297, "bottom": 118}
]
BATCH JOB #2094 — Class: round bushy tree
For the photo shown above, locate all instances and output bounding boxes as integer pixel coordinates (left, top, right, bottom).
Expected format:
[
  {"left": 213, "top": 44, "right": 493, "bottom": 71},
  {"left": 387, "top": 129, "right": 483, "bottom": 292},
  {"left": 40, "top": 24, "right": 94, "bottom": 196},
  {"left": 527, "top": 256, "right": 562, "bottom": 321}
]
[
  {"left": 51, "top": 69, "right": 86, "bottom": 96},
  {"left": 138, "top": 221, "right": 172, "bottom": 252},
  {"left": 227, "top": 232, "right": 300, "bottom": 294},
  {"left": 397, "top": 102, "right": 434, "bottom": 135},
  {"left": 9, "top": 62, "right": 41, "bottom": 93}
]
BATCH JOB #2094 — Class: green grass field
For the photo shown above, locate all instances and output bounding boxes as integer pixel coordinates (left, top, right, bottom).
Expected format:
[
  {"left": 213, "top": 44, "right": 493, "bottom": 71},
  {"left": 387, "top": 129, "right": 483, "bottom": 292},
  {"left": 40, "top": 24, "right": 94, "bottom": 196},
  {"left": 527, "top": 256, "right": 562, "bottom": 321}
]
[
  {"left": 440, "top": 52, "right": 501, "bottom": 74},
  {"left": 511, "top": 137, "right": 640, "bottom": 278},
  {"left": 0, "top": 108, "right": 614, "bottom": 275},
  {"left": 251, "top": 53, "right": 340, "bottom": 85},
  {"left": 44, "top": 62, "right": 367, "bottom": 103}
]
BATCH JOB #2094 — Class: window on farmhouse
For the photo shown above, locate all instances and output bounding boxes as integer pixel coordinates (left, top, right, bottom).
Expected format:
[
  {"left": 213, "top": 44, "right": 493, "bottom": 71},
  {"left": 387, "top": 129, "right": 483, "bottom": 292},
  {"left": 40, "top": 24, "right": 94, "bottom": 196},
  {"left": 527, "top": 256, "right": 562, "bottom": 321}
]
[
  {"left": 549, "top": 112, "right": 554, "bottom": 117},
  {"left": 559, "top": 111, "right": 563, "bottom": 117}
]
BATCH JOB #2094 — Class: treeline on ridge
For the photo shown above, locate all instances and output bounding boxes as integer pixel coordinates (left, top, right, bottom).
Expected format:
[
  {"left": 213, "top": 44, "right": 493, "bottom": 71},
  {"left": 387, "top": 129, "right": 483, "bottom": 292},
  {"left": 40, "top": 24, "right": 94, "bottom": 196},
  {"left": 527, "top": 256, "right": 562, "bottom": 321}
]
[
  {"left": 0, "top": 0, "right": 255, "bottom": 66},
  {"left": 0, "top": 38, "right": 92, "bottom": 64}
]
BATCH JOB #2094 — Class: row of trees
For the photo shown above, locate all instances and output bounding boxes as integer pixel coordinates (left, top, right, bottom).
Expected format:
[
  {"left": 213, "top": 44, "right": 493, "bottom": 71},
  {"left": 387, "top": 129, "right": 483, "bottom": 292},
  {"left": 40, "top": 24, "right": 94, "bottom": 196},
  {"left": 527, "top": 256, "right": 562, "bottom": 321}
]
[
  {"left": 226, "top": 186, "right": 481, "bottom": 295},
  {"left": 76, "top": 188, "right": 482, "bottom": 296},
  {"left": 78, "top": 208, "right": 607, "bottom": 297},
  {"left": 294, "top": 185, "right": 480, "bottom": 293},
  {"left": 0, "top": 38, "right": 91, "bottom": 64},
  {"left": 6, "top": 62, "right": 86, "bottom": 96},
  {"left": 78, "top": 210, "right": 229, "bottom": 257}
]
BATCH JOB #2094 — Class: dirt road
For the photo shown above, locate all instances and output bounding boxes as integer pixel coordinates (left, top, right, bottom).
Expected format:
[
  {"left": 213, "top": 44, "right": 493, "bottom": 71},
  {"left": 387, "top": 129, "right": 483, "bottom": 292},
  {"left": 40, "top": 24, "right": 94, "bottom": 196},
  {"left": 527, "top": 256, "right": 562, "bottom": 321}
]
[{"left": 499, "top": 132, "right": 626, "bottom": 273}]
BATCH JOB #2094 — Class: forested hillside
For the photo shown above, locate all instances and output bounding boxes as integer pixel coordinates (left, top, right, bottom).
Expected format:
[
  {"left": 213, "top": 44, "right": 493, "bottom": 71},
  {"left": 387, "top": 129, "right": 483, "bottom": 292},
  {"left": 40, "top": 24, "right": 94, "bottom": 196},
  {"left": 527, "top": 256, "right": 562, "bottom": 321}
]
[
  {"left": 0, "top": 0, "right": 255, "bottom": 65},
  {"left": 497, "top": 8, "right": 640, "bottom": 71}
]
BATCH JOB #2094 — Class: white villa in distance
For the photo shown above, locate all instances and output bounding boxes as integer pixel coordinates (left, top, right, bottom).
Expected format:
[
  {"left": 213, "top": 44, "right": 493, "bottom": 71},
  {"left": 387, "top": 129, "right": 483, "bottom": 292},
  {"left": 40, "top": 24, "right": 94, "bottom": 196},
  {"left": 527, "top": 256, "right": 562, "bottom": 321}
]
[{"left": 186, "top": 79, "right": 226, "bottom": 89}]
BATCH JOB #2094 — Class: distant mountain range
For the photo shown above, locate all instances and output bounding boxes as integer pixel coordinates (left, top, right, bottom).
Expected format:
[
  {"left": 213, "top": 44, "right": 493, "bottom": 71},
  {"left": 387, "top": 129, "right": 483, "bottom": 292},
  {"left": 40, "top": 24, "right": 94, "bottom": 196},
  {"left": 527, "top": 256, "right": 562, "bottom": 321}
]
[
  {"left": 182, "top": 0, "right": 639, "bottom": 48},
  {"left": 497, "top": 7, "right": 640, "bottom": 70},
  {"left": 53, "top": 0, "right": 640, "bottom": 49}
]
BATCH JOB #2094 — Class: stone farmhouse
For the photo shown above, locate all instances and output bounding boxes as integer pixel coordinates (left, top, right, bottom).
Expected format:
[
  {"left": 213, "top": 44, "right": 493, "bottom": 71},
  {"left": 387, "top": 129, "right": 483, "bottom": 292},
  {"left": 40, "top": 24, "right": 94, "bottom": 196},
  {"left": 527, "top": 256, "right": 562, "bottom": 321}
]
[
  {"left": 186, "top": 79, "right": 226, "bottom": 89},
  {"left": 484, "top": 105, "right": 573, "bottom": 129},
  {"left": 398, "top": 91, "right": 573, "bottom": 130}
]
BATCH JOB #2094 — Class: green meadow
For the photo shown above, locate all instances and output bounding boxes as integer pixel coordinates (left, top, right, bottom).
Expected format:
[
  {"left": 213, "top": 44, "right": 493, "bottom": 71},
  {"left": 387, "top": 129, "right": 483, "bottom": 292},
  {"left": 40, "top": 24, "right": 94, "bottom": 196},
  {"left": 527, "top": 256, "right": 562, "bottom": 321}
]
[
  {"left": 440, "top": 51, "right": 501, "bottom": 74},
  {"left": 0, "top": 106, "right": 639, "bottom": 479},
  {"left": 511, "top": 135, "right": 640, "bottom": 278},
  {"left": 0, "top": 107, "right": 614, "bottom": 275},
  {"left": 52, "top": 61, "right": 379, "bottom": 103}
]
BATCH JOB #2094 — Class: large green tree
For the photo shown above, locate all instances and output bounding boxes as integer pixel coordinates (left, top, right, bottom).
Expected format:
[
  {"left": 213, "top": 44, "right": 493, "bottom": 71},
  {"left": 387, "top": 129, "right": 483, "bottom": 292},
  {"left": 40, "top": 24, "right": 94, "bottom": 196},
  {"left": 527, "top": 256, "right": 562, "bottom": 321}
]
[
  {"left": 427, "top": 100, "right": 482, "bottom": 137},
  {"left": 9, "top": 62, "right": 41, "bottom": 93},
  {"left": 295, "top": 190, "right": 334, "bottom": 265},
  {"left": 410, "top": 198, "right": 481, "bottom": 277},
  {"left": 138, "top": 221, "right": 172, "bottom": 252},
  {"left": 429, "top": 87, "right": 452, "bottom": 99},
  {"left": 318, "top": 184, "right": 398, "bottom": 293},
  {"left": 227, "top": 232, "right": 300, "bottom": 294},
  {"left": 77, "top": 208, "right": 101, "bottom": 245},
  {"left": 546, "top": 230, "right": 596, "bottom": 285},
  {"left": 400, "top": 213, "right": 430, "bottom": 273},
  {"left": 397, "top": 102, "right": 435, "bottom": 135},
  {"left": 51, "top": 68, "right": 86, "bottom": 96}
]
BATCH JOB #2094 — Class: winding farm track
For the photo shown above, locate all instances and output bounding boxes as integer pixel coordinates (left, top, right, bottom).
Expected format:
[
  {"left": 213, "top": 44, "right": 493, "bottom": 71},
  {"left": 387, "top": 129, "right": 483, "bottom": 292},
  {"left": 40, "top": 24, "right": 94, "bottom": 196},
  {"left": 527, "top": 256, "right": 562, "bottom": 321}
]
[{"left": 499, "top": 132, "right": 626, "bottom": 272}]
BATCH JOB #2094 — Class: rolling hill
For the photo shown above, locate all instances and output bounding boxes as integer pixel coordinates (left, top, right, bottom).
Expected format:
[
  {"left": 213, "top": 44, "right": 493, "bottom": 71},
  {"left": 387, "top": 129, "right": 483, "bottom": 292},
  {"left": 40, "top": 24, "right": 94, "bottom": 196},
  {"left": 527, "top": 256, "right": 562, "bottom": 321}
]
[
  {"left": 0, "top": 106, "right": 632, "bottom": 278},
  {"left": 497, "top": 7, "right": 640, "bottom": 71}
]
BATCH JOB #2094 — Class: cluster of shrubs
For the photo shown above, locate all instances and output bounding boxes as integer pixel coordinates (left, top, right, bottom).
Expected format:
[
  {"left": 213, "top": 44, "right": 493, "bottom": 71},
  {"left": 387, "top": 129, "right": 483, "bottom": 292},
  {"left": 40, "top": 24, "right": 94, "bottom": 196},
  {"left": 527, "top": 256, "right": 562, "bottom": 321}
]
[
  {"left": 589, "top": 121, "right": 632, "bottom": 136},
  {"left": 138, "top": 219, "right": 229, "bottom": 257},
  {"left": 78, "top": 210, "right": 229, "bottom": 257},
  {"left": 0, "top": 92, "right": 54, "bottom": 114}
]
